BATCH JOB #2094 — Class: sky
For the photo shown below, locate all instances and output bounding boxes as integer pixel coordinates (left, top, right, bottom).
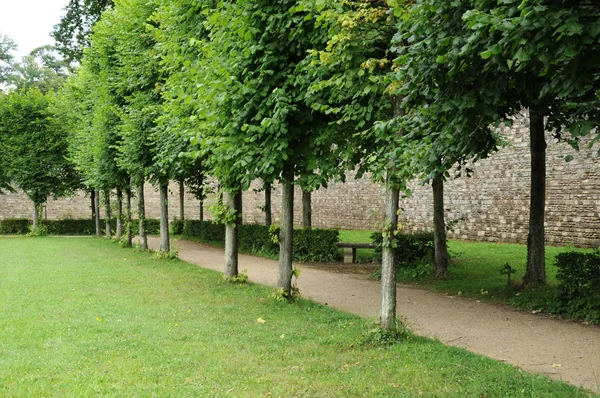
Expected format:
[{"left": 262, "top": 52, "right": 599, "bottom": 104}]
[{"left": 0, "top": 0, "right": 70, "bottom": 59}]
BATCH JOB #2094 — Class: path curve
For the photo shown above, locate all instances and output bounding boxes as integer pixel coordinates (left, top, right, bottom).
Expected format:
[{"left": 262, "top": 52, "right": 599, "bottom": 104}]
[{"left": 149, "top": 237, "right": 600, "bottom": 393}]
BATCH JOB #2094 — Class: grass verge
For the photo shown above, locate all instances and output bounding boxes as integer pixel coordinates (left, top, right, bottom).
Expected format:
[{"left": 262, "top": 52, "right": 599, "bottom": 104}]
[
  {"left": 0, "top": 237, "right": 592, "bottom": 396},
  {"left": 393, "top": 240, "right": 596, "bottom": 323}
]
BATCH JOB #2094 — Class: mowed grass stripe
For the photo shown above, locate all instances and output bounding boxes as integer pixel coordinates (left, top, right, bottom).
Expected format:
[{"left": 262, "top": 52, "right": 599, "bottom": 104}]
[{"left": 0, "top": 237, "right": 591, "bottom": 397}]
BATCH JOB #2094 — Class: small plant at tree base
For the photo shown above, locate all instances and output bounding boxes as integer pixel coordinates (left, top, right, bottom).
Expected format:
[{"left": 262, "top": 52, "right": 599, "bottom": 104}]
[
  {"left": 118, "top": 235, "right": 131, "bottom": 248},
  {"left": 358, "top": 318, "right": 412, "bottom": 347},
  {"left": 151, "top": 249, "right": 179, "bottom": 260},
  {"left": 26, "top": 223, "right": 48, "bottom": 237},
  {"left": 500, "top": 262, "right": 516, "bottom": 286},
  {"left": 270, "top": 268, "right": 301, "bottom": 301},
  {"left": 224, "top": 269, "right": 249, "bottom": 284}
]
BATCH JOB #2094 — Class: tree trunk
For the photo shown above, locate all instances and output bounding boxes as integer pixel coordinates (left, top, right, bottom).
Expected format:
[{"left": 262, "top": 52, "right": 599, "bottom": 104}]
[
  {"left": 277, "top": 177, "right": 294, "bottom": 297},
  {"left": 32, "top": 204, "right": 40, "bottom": 232},
  {"left": 90, "top": 189, "right": 96, "bottom": 220},
  {"left": 159, "top": 182, "right": 170, "bottom": 252},
  {"left": 224, "top": 190, "right": 242, "bottom": 278},
  {"left": 116, "top": 188, "right": 123, "bottom": 240},
  {"left": 432, "top": 176, "right": 449, "bottom": 277},
  {"left": 199, "top": 198, "right": 204, "bottom": 221},
  {"left": 137, "top": 182, "right": 148, "bottom": 251},
  {"left": 198, "top": 172, "right": 204, "bottom": 221},
  {"left": 179, "top": 179, "right": 185, "bottom": 221},
  {"left": 302, "top": 189, "right": 312, "bottom": 229},
  {"left": 524, "top": 105, "right": 547, "bottom": 286},
  {"left": 125, "top": 186, "right": 133, "bottom": 248},
  {"left": 104, "top": 189, "right": 111, "bottom": 239},
  {"left": 264, "top": 182, "right": 272, "bottom": 229},
  {"left": 94, "top": 189, "right": 101, "bottom": 236},
  {"left": 380, "top": 175, "right": 399, "bottom": 332}
]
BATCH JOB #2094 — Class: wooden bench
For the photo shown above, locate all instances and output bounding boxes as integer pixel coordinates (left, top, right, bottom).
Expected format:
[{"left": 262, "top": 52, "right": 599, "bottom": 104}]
[{"left": 335, "top": 242, "right": 377, "bottom": 263}]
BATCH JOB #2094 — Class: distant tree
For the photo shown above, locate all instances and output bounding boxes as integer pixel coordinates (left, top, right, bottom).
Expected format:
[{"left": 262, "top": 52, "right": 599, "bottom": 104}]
[
  {"left": 52, "top": 0, "right": 114, "bottom": 67},
  {"left": 0, "top": 88, "right": 77, "bottom": 231},
  {"left": 5, "top": 46, "right": 68, "bottom": 94},
  {"left": 0, "top": 34, "right": 17, "bottom": 87}
]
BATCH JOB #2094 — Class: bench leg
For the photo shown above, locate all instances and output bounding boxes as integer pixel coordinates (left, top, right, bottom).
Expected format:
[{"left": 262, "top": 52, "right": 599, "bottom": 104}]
[
  {"left": 343, "top": 248, "right": 357, "bottom": 263},
  {"left": 343, "top": 247, "right": 354, "bottom": 263}
]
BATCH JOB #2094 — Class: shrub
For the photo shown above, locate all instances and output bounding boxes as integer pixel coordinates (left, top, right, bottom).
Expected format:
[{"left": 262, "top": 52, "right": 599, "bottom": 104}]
[
  {"left": 171, "top": 218, "right": 184, "bottom": 235},
  {"left": 127, "top": 219, "right": 160, "bottom": 235},
  {"left": 183, "top": 220, "right": 225, "bottom": 242},
  {"left": 293, "top": 228, "right": 341, "bottom": 262},
  {"left": 144, "top": 219, "right": 161, "bottom": 235},
  {"left": 0, "top": 218, "right": 31, "bottom": 234},
  {"left": 269, "top": 226, "right": 341, "bottom": 262},
  {"left": 43, "top": 219, "right": 97, "bottom": 235},
  {"left": 371, "top": 231, "right": 434, "bottom": 266},
  {"left": 554, "top": 251, "right": 600, "bottom": 323},
  {"left": 183, "top": 220, "right": 340, "bottom": 262},
  {"left": 0, "top": 218, "right": 161, "bottom": 236},
  {"left": 239, "top": 224, "right": 277, "bottom": 255}
]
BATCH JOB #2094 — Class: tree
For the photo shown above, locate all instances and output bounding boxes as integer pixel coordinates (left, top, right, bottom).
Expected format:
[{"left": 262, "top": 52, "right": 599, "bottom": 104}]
[
  {"left": 392, "top": 0, "right": 510, "bottom": 278},
  {"left": 193, "top": 0, "right": 353, "bottom": 295},
  {"left": 303, "top": 0, "right": 405, "bottom": 330},
  {"left": 52, "top": 0, "right": 114, "bottom": 67},
  {"left": 0, "top": 88, "right": 77, "bottom": 231},
  {"left": 83, "top": 0, "right": 166, "bottom": 250},
  {"left": 415, "top": 0, "right": 600, "bottom": 286},
  {"left": 0, "top": 34, "right": 17, "bottom": 89}
]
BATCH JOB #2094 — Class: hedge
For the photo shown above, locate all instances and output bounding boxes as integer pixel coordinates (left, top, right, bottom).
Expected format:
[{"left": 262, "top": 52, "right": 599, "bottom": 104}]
[
  {"left": 182, "top": 220, "right": 226, "bottom": 242},
  {"left": 0, "top": 218, "right": 160, "bottom": 235},
  {"left": 554, "top": 251, "right": 600, "bottom": 323},
  {"left": 0, "top": 218, "right": 31, "bottom": 234},
  {"left": 180, "top": 220, "right": 340, "bottom": 262},
  {"left": 371, "top": 231, "right": 434, "bottom": 266}
]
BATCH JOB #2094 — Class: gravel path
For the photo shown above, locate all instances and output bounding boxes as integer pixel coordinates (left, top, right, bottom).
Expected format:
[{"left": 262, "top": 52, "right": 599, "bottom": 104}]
[{"left": 148, "top": 237, "right": 600, "bottom": 393}]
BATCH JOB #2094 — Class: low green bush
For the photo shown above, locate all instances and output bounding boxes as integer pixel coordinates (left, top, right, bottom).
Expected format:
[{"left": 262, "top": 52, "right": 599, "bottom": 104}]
[
  {"left": 142, "top": 219, "right": 160, "bottom": 235},
  {"left": 238, "top": 224, "right": 277, "bottom": 255},
  {"left": 0, "top": 218, "right": 31, "bottom": 234},
  {"left": 0, "top": 218, "right": 160, "bottom": 236},
  {"left": 171, "top": 218, "right": 184, "bottom": 235},
  {"left": 293, "top": 228, "right": 341, "bottom": 262},
  {"left": 371, "top": 231, "right": 434, "bottom": 266},
  {"left": 182, "top": 220, "right": 225, "bottom": 242},
  {"left": 555, "top": 250, "right": 600, "bottom": 323},
  {"left": 181, "top": 220, "right": 340, "bottom": 262},
  {"left": 269, "top": 226, "right": 341, "bottom": 262},
  {"left": 43, "top": 219, "right": 97, "bottom": 235},
  {"left": 126, "top": 219, "right": 160, "bottom": 235}
]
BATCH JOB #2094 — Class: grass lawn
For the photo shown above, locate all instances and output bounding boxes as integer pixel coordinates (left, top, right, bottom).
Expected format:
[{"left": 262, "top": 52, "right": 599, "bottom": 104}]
[
  {"left": 0, "top": 237, "right": 592, "bottom": 396},
  {"left": 403, "top": 241, "right": 593, "bottom": 311}
]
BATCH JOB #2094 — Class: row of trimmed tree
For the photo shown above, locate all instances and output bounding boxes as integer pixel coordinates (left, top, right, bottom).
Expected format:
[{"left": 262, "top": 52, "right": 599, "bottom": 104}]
[{"left": 1, "top": 0, "right": 599, "bottom": 331}]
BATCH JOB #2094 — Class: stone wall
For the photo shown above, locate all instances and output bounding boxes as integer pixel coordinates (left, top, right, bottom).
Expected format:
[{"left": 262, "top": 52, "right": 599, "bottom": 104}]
[
  {"left": 0, "top": 182, "right": 216, "bottom": 223},
  {"left": 2, "top": 115, "right": 599, "bottom": 247}
]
